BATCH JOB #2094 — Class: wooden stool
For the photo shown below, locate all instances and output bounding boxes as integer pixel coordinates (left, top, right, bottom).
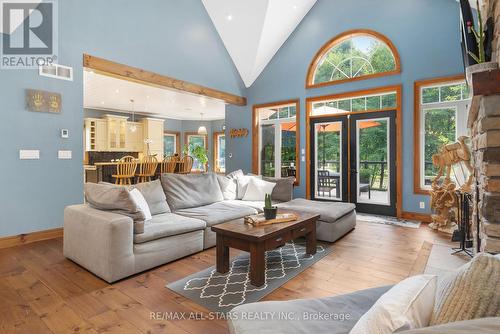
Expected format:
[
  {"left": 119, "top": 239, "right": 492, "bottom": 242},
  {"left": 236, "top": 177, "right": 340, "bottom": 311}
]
[
  {"left": 136, "top": 155, "right": 158, "bottom": 183},
  {"left": 112, "top": 156, "right": 137, "bottom": 185}
]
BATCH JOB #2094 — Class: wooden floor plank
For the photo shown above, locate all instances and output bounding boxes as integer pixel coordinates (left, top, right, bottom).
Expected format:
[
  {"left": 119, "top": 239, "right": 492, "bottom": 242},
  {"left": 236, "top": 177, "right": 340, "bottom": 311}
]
[{"left": 0, "top": 221, "right": 452, "bottom": 334}]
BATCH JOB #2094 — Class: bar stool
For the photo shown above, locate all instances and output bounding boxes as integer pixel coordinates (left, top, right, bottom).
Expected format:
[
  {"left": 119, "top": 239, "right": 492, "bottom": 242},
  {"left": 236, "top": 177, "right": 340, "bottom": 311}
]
[
  {"left": 136, "top": 155, "right": 158, "bottom": 183},
  {"left": 112, "top": 156, "right": 137, "bottom": 185}
]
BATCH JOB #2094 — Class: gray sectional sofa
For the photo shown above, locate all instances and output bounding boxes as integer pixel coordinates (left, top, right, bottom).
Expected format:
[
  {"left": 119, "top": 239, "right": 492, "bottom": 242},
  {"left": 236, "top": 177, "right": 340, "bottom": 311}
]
[{"left": 64, "top": 171, "right": 356, "bottom": 283}]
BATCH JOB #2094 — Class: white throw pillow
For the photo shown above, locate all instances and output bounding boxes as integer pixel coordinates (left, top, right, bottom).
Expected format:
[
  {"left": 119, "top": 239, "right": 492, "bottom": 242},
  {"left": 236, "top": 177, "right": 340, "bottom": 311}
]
[
  {"left": 350, "top": 275, "right": 437, "bottom": 334},
  {"left": 217, "top": 175, "right": 238, "bottom": 200},
  {"left": 129, "top": 188, "right": 152, "bottom": 221},
  {"left": 242, "top": 177, "right": 276, "bottom": 201},
  {"left": 236, "top": 175, "right": 262, "bottom": 199}
]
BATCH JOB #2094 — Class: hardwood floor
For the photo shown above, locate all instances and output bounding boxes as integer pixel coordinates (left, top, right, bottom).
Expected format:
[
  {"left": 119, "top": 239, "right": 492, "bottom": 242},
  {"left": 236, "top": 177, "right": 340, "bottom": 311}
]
[{"left": 0, "top": 221, "right": 452, "bottom": 334}]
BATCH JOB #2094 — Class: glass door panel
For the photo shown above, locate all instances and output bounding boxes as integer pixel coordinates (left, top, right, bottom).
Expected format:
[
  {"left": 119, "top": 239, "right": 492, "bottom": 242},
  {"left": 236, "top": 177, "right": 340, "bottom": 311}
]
[
  {"left": 310, "top": 116, "right": 348, "bottom": 201},
  {"left": 356, "top": 118, "right": 389, "bottom": 205},
  {"left": 350, "top": 111, "right": 396, "bottom": 216},
  {"left": 281, "top": 122, "right": 297, "bottom": 178},
  {"left": 260, "top": 124, "right": 276, "bottom": 177}
]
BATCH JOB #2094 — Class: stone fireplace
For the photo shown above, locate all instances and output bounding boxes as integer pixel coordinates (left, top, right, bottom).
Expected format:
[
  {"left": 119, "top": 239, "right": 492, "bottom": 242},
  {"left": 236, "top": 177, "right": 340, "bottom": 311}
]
[{"left": 468, "top": 0, "right": 500, "bottom": 253}]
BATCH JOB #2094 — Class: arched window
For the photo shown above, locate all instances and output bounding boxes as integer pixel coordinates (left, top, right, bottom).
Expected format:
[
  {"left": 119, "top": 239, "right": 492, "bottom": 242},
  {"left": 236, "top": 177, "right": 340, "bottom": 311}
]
[{"left": 306, "top": 30, "right": 400, "bottom": 88}]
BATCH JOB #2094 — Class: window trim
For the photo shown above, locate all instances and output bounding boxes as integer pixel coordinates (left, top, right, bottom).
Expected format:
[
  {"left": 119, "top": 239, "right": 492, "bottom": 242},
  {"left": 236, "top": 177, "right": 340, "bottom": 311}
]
[
  {"left": 184, "top": 132, "right": 208, "bottom": 172},
  {"left": 413, "top": 74, "right": 467, "bottom": 195},
  {"left": 213, "top": 131, "right": 225, "bottom": 174},
  {"left": 252, "top": 99, "right": 300, "bottom": 185},
  {"left": 163, "top": 131, "right": 180, "bottom": 156},
  {"left": 306, "top": 29, "right": 401, "bottom": 89}
]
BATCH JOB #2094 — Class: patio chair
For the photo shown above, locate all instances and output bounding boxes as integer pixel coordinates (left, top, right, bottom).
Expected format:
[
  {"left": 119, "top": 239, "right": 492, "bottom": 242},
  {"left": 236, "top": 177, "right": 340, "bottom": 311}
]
[{"left": 317, "top": 170, "right": 337, "bottom": 197}]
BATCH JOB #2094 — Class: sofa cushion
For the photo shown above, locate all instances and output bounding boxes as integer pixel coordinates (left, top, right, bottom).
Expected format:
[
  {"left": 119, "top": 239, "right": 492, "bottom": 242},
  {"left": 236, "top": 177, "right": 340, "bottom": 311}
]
[
  {"left": 133, "top": 213, "right": 206, "bottom": 244},
  {"left": 175, "top": 201, "right": 257, "bottom": 227},
  {"left": 263, "top": 176, "right": 295, "bottom": 202},
  {"left": 277, "top": 198, "right": 355, "bottom": 223},
  {"left": 130, "top": 180, "right": 170, "bottom": 215},
  {"left": 217, "top": 174, "right": 238, "bottom": 200},
  {"left": 227, "top": 169, "right": 244, "bottom": 179},
  {"left": 350, "top": 275, "right": 437, "bottom": 334},
  {"left": 430, "top": 253, "right": 500, "bottom": 325},
  {"left": 229, "top": 285, "right": 392, "bottom": 334},
  {"left": 161, "top": 173, "right": 224, "bottom": 211},
  {"left": 129, "top": 188, "right": 152, "bottom": 221},
  {"left": 399, "top": 317, "right": 500, "bottom": 334},
  {"left": 84, "top": 182, "right": 146, "bottom": 234}
]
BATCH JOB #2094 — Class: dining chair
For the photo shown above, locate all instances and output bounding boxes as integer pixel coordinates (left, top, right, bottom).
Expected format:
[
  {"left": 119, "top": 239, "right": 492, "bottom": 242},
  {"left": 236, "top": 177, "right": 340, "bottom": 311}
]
[
  {"left": 136, "top": 155, "right": 158, "bottom": 183},
  {"left": 160, "top": 155, "right": 177, "bottom": 174},
  {"left": 178, "top": 155, "right": 194, "bottom": 174},
  {"left": 112, "top": 156, "right": 137, "bottom": 185}
]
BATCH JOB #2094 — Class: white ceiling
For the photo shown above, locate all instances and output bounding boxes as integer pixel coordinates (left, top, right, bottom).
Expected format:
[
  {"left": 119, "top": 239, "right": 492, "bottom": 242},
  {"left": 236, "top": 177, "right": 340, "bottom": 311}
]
[
  {"left": 83, "top": 70, "right": 226, "bottom": 120},
  {"left": 202, "top": 0, "right": 317, "bottom": 87}
]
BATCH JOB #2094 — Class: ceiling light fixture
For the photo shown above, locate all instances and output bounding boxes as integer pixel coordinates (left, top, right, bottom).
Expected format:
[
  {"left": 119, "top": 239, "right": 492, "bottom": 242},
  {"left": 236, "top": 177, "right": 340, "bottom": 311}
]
[
  {"left": 115, "top": 89, "right": 119, "bottom": 93},
  {"left": 226, "top": 14, "right": 233, "bottom": 21},
  {"left": 129, "top": 99, "right": 137, "bottom": 133},
  {"left": 198, "top": 112, "right": 207, "bottom": 135},
  {"left": 292, "top": 5, "right": 298, "bottom": 10}
]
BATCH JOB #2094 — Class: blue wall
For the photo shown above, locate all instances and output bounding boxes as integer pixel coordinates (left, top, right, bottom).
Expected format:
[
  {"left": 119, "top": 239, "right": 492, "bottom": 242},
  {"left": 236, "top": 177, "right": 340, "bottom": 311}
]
[
  {"left": 225, "top": 0, "right": 464, "bottom": 213},
  {"left": 0, "top": 0, "right": 243, "bottom": 237}
]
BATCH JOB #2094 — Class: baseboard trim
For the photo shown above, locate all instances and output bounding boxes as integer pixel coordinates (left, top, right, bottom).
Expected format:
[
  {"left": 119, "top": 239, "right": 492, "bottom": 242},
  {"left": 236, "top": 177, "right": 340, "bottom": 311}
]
[
  {"left": 401, "top": 211, "right": 432, "bottom": 223},
  {"left": 0, "top": 227, "right": 63, "bottom": 249}
]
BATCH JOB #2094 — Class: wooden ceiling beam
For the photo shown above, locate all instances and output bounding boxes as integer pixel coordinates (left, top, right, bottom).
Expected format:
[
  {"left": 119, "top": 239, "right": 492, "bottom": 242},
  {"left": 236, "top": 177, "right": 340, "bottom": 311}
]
[{"left": 83, "top": 54, "right": 247, "bottom": 106}]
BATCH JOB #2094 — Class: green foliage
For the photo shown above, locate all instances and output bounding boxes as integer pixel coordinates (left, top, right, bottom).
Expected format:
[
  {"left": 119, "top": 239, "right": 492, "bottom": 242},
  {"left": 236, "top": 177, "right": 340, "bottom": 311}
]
[
  {"left": 424, "top": 108, "right": 456, "bottom": 176},
  {"left": 264, "top": 193, "right": 272, "bottom": 209},
  {"left": 468, "top": 0, "right": 485, "bottom": 64},
  {"left": 314, "top": 37, "right": 396, "bottom": 84},
  {"left": 359, "top": 168, "right": 371, "bottom": 183},
  {"left": 185, "top": 143, "right": 209, "bottom": 165}
]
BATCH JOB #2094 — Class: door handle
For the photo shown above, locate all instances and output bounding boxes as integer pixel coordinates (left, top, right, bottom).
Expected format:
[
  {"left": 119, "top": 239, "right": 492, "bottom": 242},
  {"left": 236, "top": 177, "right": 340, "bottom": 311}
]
[
  {"left": 275, "top": 237, "right": 283, "bottom": 242},
  {"left": 350, "top": 169, "right": 358, "bottom": 174}
]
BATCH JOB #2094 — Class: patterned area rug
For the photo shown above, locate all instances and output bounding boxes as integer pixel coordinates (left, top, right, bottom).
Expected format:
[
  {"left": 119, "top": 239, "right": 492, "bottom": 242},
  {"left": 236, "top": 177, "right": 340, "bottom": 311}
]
[
  {"left": 167, "top": 240, "right": 332, "bottom": 313},
  {"left": 357, "top": 213, "right": 421, "bottom": 229}
]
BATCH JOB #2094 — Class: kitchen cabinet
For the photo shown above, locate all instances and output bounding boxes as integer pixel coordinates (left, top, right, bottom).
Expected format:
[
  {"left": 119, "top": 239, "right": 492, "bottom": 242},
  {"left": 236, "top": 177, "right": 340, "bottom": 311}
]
[
  {"left": 84, "top": 118, "right": 107, "bottom": 151},
  {"left": 126, "top": 122, "right": 143, "bottom": 152},
  {"left": 141, "top": 118, "right": 164, "bottom": 158},
  {"left": 105, "top": 115, "right": 128, "bottom": 151}
]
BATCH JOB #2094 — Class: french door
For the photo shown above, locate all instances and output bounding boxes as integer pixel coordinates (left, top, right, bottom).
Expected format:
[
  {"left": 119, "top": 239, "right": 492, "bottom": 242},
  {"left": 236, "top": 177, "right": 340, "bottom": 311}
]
[{"left": 310, "top": 110, "right": 397, "bottom": 216}]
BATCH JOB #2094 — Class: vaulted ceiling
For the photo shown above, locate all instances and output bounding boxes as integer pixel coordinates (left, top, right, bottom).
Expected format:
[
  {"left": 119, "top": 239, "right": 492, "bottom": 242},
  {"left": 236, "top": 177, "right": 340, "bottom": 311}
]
[{"left": 202, "top": 0, "right": 317, "bottom": 88}]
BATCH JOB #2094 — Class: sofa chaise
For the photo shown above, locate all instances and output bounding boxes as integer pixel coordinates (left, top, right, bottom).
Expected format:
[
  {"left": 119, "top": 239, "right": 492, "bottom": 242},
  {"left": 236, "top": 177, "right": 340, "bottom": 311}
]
[{"left": 64, "top": 171, "right": 356, "bottom": 282}]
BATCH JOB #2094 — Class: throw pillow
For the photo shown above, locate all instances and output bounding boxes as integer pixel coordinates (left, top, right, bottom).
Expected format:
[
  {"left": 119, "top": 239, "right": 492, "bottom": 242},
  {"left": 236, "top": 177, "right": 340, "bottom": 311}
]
[
  {"left": 350, "top": 275, "right": 437, "bottom": 334},
  {"left": 242, "top": 177, "right": 276, "bottom": 201},
  {"left": 84, "top": 182, "right": 146, "bottom": 234},
  {"left": 430, "top": 253, "right": 500, "bottom": 325},
  {"left": 263, "top": 176, "right": 295, "bottom": 202},
  {"left": 217, "top": 175, "right": 238, "bottom": 200},
  {"left": 236, "top": 174, "right": 262, "bottom": 200},
  {"left": 129, "top": 188, "right": 152, "bottom": 221},
  {"left": 226, "top": 169, "right": 244, "bottom": 179},
  {"left": 130, "top": 180, "right": 170, "bottom": 215}
]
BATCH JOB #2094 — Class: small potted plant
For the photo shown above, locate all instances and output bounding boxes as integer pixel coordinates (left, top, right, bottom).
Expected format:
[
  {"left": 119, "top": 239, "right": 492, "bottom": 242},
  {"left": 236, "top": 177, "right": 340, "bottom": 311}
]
[
  {"left": 263, "top": 193, "right": 277, "bottom": 220},
  {"left": 465, "top": 0, "right": 498, "bottom": 84}
]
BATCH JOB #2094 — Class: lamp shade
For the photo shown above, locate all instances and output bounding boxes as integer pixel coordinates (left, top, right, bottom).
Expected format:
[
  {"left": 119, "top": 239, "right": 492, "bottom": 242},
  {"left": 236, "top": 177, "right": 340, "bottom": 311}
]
[{"left": 198, "top": 126, "right": 208, "bottom": 135}]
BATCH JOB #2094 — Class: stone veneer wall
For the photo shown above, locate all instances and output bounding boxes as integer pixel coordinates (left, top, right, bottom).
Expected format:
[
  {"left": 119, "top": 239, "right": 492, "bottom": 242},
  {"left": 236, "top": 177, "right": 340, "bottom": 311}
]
[{"left": 469, "top": 0, "right": 500, "bottom": 253}]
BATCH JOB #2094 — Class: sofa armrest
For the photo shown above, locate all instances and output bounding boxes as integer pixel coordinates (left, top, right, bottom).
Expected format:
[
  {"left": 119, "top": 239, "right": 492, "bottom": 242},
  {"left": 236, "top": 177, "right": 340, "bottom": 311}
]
[{"left": 63, "top": 204, "right": 135, "bottom": 282}]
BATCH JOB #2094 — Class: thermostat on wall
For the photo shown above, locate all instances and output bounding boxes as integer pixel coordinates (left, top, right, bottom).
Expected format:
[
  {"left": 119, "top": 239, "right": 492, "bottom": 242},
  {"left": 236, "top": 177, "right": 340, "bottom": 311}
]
[{"left": 61, "top": 129, "right": 69, "bottom": 138}]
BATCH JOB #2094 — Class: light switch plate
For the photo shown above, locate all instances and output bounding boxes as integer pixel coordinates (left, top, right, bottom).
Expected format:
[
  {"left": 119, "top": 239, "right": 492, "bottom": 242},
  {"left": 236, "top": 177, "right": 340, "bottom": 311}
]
[
  {"left": 58, "top": 150, "right": 72, "bottom": 159},
  {"left": 301, "top": 156, "right": 305, "bottom": 162},
  {"left": 301, "top": 148, "right": 305, "bottom": 155},
  {"left": 19, "top": 150, "right": 39, "bottom": 160},
  {"left": 419, "top": 201, "right": 425, "bottom": 209}
]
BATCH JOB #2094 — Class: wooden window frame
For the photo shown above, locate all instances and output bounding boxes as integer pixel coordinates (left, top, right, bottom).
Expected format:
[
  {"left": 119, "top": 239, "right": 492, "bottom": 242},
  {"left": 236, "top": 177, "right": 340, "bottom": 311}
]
[
  {"left": 163, "top": 131, "right": 180, "bottom": 156},
  {"left": 184, "top": 132, "right": 208, "bottom": 172},
  {"left": 413, "top": 74, "right": 466, "bottom": 195},
  {"left": 213, "top": 131, "right": 225, "bottom": 174},
  {"left": 252, "top": 99, "right": 300, "bottom": 185},
  {"left": 305, "top": 85, "right": 403, "bottom": 217},
  {"left": 306, "top": 29, "right": 401, "bottom": 89}
]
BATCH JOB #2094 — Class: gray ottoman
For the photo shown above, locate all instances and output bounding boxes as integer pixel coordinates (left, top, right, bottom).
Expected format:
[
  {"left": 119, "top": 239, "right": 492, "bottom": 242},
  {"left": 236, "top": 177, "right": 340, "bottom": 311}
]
[{"left": 277, "top": 198, "right": 356, "bottom": 242}]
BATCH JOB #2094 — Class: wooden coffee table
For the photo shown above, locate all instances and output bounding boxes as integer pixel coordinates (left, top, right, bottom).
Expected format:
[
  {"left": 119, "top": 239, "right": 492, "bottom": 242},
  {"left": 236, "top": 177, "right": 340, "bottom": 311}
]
[{"left": 211, "top": 210, "right": 320, "bottom": 287}]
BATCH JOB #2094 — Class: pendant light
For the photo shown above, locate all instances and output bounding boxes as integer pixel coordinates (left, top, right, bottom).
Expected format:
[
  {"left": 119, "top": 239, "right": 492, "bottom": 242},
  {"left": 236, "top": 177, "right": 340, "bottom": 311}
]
[
  {"left": 129, "top": 99, "right": 137, "bottom": 132},
  {"left": 198, "top": 112, "right": 207, "bottom": 135}
]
